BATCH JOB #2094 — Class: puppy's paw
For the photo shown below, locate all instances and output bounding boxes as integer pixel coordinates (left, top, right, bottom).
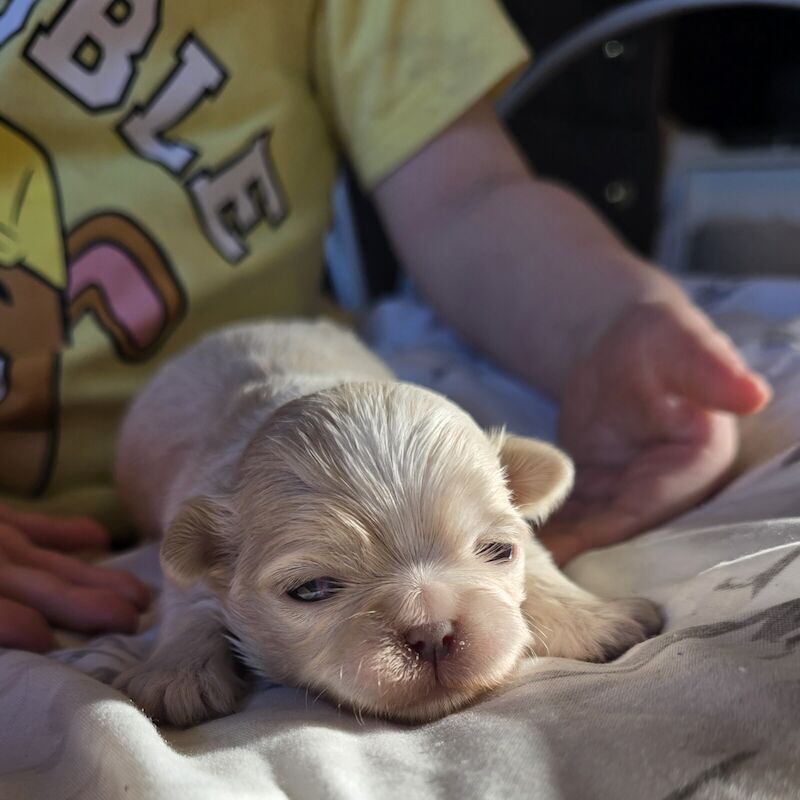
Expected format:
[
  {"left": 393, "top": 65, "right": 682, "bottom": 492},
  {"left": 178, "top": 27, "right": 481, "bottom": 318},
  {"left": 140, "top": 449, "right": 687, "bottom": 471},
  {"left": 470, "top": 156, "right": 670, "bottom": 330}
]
[
  {"left": 526, "top": 595, "right": 662, "bottom": 662},
  {"left": 586, "top": 597, "right": 662, "bottom": 662},
  {"left": 113, "top": 650, "right": 244, "bottom": 727}
]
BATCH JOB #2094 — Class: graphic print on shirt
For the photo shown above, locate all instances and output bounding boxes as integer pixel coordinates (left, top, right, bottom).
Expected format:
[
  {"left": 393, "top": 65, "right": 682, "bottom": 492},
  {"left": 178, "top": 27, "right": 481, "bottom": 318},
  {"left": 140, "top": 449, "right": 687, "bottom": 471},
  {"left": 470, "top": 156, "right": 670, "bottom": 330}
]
[
  {"left": 23, "top": 0, "right": 162, "bottom": 112},
  {"left": 0, "top": 118, "right": 185, "bottom": 495},
  {"left": 1, "top": 0, "right": 294, "bottom": 494},
  {"left": 20, "top": 0, "right": 288, "bottom": 263}
]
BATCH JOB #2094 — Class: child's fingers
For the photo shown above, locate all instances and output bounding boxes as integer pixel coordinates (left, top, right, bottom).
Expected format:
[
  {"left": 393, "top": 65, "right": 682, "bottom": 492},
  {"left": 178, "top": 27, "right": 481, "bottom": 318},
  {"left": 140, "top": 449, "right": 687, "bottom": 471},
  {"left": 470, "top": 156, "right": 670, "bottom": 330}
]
[
  {"left": 668, "top": 341, "right": 771, "bottom": 416},
  {"left": 12, "top": 546, "right": 151, "bottom": 611},
  {"left": 0, "top": 563, "right": 141, "bottom": 635},
  {"left": 654, "top": 305, "right": 772, "bottom": 415},
  {"left": 0, "top": 597, "right": 54, "bottom": 652},
  {"left": 0, "top": 506, "right": 110, "bottom": 551},
  {"left": 0, "top": 522, "right": 150, "bottom": 611}
]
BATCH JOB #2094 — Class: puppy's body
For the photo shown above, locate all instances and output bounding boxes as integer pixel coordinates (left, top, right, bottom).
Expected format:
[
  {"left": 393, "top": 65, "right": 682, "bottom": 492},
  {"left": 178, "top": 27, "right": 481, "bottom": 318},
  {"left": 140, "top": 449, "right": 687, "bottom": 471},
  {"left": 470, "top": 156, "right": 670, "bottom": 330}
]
[
  {"left": 114, "top": 320, "right": 659, "bottom": 726},
  {"left": 117, "top": 321, "right": 392, "bottom": 540}
]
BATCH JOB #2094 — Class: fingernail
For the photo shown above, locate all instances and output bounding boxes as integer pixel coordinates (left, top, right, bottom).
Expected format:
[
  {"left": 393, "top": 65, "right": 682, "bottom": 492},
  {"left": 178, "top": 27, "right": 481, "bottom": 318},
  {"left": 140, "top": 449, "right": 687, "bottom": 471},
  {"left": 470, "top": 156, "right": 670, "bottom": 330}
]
[
  {"left": 743, "top": 370, "right": 771, "bottom": 394},
  {"left": 755, "top": 377, "right": 773, "bottom": 404}
]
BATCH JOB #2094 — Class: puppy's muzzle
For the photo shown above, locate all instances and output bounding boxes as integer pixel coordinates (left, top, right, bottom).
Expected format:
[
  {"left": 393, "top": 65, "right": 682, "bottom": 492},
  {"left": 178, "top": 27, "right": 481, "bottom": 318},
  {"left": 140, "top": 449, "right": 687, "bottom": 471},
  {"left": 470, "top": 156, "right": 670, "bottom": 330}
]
[{"left": 405, "top": 620, "right": 457, "bottom": 663}]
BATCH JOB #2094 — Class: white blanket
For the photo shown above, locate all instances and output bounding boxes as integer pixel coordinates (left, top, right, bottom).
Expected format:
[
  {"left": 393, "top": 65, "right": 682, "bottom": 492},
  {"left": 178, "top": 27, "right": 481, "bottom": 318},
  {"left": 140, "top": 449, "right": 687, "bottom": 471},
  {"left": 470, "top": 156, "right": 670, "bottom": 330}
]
[{"left": 3, "top": 278, "right": 800, "bottom": 800}]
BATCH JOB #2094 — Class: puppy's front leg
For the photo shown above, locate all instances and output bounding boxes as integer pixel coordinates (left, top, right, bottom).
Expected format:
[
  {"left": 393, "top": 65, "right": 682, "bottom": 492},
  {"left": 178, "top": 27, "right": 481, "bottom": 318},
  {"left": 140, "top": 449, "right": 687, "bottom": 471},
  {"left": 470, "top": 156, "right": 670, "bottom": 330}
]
[
  {"left": 522, "top": 539, "right": 661, "bottom": 662},
  {"left": 113, "top": 582, "right": 244, "bottom": 727}
]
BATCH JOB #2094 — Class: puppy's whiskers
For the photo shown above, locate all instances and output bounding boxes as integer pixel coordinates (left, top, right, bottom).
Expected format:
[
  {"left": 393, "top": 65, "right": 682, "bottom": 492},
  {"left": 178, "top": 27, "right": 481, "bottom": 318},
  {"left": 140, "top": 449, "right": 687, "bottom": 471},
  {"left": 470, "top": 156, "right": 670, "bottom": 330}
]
[
  {"left": 312, "top": 687, "right": 327, "bottom": 706},
  {"left": 354, "top": 702, "right": 365, "bottom": 727},
  {"left": 354, "top": 656, "right": 365, "bottom": 685},
  {"left": 325, "top": 608, "right": 381, "bottom": 638},
  {"left": 526, "top": 618, "right": 551, "bottom": 657}
]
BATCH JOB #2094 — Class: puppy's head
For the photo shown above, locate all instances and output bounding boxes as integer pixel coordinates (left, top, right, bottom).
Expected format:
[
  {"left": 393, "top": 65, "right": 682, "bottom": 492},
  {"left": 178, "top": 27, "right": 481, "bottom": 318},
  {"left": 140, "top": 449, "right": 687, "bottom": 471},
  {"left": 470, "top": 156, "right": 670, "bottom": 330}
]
[{"left": 162, "top": 383, "right": 572, "bottom": 721}]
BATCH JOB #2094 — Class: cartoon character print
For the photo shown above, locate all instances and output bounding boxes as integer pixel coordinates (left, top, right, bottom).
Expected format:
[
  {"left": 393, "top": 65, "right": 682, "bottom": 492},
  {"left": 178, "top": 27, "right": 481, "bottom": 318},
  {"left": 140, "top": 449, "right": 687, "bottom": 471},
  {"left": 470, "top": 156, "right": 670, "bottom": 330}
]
[
  {"left": 66, "top": 213, "right": 184, "bottom": 361},
  {"left": 0, "top": 119, "right": 185, "bottom": 495}
]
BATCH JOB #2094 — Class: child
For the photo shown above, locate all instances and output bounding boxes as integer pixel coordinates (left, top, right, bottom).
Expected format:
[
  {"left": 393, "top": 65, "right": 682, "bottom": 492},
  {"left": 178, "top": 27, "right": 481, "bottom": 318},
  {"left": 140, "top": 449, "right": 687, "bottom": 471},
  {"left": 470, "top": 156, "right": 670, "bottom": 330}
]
[{"left": 0, "top": 0, "right": 769, "bottom": 651}]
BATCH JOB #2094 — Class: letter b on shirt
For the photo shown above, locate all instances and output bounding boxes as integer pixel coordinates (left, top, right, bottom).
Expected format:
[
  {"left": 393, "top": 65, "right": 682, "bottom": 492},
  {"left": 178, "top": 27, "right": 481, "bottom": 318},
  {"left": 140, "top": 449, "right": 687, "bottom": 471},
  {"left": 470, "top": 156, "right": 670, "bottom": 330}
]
[{"left": 27, "top": 0, "right": 159, "bottom": 110}]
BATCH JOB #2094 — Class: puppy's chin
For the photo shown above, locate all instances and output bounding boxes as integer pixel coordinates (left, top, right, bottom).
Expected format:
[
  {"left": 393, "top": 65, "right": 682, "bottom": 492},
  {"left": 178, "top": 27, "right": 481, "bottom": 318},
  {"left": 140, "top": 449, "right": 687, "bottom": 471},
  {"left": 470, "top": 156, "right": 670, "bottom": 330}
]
[
  {"left": 369, "top": 659, "right": 523, "bottom": 724},
  {"left": 326, "top": 649, "right": 526, "bottom": 724},
  {"left": 302, "top": 610, "right": 532, "bottom": 724}
]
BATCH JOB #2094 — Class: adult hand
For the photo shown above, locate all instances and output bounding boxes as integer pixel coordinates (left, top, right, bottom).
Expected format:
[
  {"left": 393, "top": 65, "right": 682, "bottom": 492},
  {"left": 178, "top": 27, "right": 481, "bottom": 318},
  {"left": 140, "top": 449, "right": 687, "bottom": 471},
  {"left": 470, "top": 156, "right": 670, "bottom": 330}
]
[
  {"left": 0, "top": 505, "right": 150, "bottom": 652},
  {"left": 538, "top": 300, "right": 772, "bottom": 566}
]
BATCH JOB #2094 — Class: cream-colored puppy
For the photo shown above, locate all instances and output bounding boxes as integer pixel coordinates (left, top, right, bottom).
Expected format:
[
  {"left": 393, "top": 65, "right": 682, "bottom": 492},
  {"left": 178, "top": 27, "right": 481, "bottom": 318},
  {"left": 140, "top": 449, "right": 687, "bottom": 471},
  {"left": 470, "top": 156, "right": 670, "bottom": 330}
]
[{"left": 113, "top": 320, "right": 659, "bottom": 727}]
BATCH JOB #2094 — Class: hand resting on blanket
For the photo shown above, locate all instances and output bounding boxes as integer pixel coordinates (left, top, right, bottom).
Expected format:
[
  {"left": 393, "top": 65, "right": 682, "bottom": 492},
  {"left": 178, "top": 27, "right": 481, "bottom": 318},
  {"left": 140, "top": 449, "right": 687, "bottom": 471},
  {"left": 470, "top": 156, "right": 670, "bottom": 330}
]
[
  {"left": 540, "top": 299, "right": 771, "bottom": 565},
  {"left": 0, "top": 505, "right": 150, "bottom": 651}
]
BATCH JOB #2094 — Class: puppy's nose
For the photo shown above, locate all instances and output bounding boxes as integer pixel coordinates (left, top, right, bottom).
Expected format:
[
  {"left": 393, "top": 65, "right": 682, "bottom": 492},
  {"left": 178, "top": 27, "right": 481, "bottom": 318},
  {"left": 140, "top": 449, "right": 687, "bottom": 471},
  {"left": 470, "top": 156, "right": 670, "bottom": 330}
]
[{"left": 405, "top": 621, "right": 456, "bottom": 663}]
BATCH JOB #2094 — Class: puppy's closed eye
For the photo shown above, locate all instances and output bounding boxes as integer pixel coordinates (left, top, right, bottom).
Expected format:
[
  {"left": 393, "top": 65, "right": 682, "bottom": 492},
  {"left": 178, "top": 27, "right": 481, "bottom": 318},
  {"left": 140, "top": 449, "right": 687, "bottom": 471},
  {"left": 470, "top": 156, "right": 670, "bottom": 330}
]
[
  {"left": 287, "top": 577, "right": 343, "bottom": 602},
  {"left": 476, "top": 542, "right": 516, "bottom": 563}
]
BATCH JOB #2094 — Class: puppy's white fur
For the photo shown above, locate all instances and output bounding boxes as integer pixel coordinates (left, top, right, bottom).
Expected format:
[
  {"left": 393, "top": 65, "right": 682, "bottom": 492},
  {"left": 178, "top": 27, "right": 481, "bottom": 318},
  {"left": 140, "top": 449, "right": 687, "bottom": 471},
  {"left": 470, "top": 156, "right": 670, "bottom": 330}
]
[{"left": 113, "top": 320, "right": 659, "bottom": 726}]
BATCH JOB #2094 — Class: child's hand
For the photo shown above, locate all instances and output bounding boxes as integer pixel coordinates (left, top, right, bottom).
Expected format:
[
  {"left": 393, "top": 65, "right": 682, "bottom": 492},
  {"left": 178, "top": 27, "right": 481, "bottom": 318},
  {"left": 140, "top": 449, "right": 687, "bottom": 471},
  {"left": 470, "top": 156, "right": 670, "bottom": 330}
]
[
  {"left": 0, "top": 505, "right": 150, "bottom": 652},
  {"left": 538, "top": 301, "right": 772, "bottom": 566}
]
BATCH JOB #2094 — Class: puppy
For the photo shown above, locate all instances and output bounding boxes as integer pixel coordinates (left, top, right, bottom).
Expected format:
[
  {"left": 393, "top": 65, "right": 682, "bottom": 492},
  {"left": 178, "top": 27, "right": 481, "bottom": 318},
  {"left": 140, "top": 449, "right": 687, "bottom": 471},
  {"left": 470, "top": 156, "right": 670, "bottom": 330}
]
[{"left": 113, "top": 320, "right": 660, "bottom": 726}]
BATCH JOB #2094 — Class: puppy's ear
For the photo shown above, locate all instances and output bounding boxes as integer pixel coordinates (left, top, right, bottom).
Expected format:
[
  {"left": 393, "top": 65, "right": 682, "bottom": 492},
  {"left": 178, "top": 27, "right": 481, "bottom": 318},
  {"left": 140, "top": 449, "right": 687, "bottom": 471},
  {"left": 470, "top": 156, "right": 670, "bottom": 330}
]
[
  {"left": 495, "top": 434, "right": 574, "bottom": 522},
  {"left": 161, "top": 496, "right": 237, "bottom": 591}
]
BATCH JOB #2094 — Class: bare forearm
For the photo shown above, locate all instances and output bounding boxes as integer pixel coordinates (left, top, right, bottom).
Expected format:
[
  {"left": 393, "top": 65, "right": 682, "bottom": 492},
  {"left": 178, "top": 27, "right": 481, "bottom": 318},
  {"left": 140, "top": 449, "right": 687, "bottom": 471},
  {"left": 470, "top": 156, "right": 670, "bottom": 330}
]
[
  {"left": 374, "top": 102, "right": 689, "bottom": 397},
  {"left": 406, "top": 177, "right": 686, "bottom": 395}
]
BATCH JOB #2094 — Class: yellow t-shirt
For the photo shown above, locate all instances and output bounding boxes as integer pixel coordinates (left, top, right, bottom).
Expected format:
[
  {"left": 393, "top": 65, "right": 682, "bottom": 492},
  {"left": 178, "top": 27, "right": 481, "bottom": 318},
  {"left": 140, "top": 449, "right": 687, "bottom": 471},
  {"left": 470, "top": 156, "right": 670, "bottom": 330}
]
[{"left": 0, "top": 0, "right": 528, "bottom": 528}]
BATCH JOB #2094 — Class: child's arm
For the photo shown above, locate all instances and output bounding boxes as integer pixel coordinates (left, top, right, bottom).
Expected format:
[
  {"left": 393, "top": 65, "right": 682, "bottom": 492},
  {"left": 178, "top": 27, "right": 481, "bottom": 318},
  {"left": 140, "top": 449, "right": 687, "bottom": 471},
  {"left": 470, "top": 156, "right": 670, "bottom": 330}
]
[{"left": 373, "top": 100, "right": 771, "bottom": 561}]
